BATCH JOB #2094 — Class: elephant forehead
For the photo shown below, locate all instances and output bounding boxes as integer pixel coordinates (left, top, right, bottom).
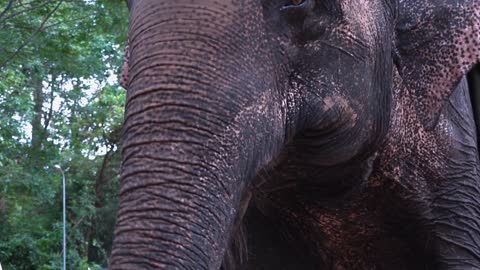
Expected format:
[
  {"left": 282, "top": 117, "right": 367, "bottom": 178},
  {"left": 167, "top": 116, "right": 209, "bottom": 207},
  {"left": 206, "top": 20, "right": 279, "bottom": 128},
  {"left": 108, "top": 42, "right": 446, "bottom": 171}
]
[{"left": 339, "top": 0, "right": 383, "bottom": 46}]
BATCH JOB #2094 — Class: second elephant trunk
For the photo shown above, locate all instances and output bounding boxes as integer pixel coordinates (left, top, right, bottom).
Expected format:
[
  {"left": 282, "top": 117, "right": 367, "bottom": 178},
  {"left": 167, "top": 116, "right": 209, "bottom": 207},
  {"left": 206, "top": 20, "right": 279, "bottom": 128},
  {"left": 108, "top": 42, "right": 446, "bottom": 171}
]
[{"left": 110, "top": 1, "right": 286, "bottom": 269}]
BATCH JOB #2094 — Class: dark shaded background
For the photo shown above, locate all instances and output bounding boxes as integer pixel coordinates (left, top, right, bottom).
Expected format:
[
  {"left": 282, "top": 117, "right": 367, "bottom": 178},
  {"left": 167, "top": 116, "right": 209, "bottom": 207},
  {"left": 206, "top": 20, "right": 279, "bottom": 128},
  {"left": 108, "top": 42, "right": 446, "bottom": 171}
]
[{"left": 468, "top": 64, "right": 480, "bottom": 145}]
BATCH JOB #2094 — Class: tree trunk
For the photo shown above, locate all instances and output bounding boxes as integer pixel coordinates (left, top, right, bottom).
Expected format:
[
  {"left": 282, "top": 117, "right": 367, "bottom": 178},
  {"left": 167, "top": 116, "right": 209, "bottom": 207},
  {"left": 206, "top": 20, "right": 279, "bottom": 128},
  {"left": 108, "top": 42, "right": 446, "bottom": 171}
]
[{"left": 30, "top": 73, "right": 44, "bottom": 153}]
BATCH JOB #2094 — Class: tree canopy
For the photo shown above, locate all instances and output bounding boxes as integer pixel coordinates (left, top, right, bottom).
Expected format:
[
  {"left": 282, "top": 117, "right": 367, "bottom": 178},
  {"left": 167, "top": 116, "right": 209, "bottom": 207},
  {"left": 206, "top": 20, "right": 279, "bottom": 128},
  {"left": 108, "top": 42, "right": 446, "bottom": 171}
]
[{"left": 0, "top": 1, "right": 128, "bottom": 269}]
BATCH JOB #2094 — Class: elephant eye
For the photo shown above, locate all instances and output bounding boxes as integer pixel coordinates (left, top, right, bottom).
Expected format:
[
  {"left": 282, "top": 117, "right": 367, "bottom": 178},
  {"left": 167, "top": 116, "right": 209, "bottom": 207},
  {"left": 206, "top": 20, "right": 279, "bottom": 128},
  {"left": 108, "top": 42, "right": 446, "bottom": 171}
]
[{"left": 281, "top": 0, "right": 310, "bottom": 11}]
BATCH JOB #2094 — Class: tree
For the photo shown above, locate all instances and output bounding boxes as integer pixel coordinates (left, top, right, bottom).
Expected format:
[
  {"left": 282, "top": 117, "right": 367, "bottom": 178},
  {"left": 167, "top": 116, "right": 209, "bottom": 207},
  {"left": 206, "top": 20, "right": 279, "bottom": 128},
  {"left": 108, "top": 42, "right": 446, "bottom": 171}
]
[{"left": 0, "top": 1, "right": 128, "bottom": 268}]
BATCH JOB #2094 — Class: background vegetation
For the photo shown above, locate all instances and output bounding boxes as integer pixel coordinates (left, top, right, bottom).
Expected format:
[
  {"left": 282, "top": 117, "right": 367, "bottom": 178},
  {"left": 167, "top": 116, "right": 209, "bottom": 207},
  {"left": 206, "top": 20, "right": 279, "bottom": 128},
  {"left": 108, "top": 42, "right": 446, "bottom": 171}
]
[{"left": 0, "top": 0, "right": 128, "bottom": 269}]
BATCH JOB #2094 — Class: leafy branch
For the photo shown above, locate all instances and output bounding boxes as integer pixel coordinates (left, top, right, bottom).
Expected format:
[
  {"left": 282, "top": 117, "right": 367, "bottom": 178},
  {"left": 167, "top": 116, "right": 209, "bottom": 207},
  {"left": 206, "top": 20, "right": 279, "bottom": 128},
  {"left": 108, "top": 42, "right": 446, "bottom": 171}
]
[{"left": 0, "top": 0, "right": 62, "bottom": 69}]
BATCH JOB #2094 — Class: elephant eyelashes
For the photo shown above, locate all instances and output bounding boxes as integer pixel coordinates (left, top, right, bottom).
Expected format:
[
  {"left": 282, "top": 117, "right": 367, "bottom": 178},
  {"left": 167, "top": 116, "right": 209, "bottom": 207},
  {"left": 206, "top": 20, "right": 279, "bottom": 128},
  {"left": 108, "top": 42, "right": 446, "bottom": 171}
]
[
  {"left": 280, "top": 0, "right": 314, "bottom": 21},
  {"left": 290, "top": 0, "right": 304, "bottom": 5}
]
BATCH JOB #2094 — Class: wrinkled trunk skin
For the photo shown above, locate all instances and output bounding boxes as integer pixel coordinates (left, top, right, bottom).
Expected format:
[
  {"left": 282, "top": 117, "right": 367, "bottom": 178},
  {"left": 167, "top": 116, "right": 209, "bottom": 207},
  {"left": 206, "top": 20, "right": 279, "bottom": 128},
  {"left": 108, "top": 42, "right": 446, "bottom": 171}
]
[{"left": 110, "top": 1, "right": 285, "bottom": 269}]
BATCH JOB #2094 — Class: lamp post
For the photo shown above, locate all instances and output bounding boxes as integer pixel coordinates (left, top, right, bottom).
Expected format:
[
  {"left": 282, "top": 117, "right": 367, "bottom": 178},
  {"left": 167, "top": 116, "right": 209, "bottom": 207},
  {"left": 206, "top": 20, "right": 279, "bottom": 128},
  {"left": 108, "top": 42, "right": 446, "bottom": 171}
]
[{"left": 54, "top": 165, "right": 66, "bottom": 270}]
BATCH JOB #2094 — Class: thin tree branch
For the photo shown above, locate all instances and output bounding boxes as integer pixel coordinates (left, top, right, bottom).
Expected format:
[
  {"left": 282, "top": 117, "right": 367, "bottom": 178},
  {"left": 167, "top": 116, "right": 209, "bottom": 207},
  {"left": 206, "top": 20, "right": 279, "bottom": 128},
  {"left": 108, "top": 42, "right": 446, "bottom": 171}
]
[
  {"left": 0, "top": 0, "right": 15, "bottom": 21},
  {"left": 1, "top": 13, "right": 90, "bottom": 32},
  {"left": 0, "top": 0, "right": 63, "bottom": 69},
  {"left": 42, "top": 14, "right": 91, "bottom": 30},
  {"left": 0, "top": 0, "right": 55, "bottom": 24},
  {"left": 72, "top": 215, "right": 86, "bottom": 230}
]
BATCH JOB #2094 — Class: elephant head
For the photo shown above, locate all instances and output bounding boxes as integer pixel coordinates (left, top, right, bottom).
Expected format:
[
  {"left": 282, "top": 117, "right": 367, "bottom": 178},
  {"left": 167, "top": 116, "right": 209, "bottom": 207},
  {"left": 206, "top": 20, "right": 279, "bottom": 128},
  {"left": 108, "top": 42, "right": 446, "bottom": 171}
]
[{"left": 111, "top": 0, "right": 480, "bottom": 269}]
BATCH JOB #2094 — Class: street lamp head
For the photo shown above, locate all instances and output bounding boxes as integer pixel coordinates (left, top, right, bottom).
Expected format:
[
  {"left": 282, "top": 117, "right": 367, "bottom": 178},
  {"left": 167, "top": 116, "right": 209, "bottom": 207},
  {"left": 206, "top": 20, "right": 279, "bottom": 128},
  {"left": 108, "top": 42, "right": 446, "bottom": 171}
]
[{"left": 54, "top": 165, "right": 62, "bottom": 171}]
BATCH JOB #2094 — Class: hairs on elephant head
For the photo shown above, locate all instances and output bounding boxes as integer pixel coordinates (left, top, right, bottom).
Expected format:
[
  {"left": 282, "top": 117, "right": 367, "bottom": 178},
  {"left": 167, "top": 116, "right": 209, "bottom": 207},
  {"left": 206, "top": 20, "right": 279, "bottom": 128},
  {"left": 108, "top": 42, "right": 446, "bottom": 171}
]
[{"left": 112, "top": 0, "right": 480, "bottom": 269}]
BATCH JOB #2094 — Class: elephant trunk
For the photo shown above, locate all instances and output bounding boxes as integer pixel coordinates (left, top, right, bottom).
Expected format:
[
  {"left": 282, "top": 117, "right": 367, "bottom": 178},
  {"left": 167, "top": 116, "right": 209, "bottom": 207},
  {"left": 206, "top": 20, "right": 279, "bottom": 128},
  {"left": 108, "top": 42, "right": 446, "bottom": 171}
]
[{"left": 110, "top": 1, "right": 286, "bottom": 269}]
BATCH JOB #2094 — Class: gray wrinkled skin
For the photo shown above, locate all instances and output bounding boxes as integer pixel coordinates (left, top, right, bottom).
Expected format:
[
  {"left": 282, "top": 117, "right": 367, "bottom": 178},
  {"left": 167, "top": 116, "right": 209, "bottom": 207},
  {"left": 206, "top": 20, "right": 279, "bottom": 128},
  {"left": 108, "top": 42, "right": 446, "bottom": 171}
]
[{"left": 111, "top": 0, "right": 480, "bottom": 269}]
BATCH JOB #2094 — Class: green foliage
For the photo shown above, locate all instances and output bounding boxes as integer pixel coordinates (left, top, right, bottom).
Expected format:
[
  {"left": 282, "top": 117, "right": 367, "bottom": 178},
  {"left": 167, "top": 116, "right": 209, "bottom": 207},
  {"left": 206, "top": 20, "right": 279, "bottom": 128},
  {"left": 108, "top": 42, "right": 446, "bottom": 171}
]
[{"left": 0, "top": 0, "right": 128, "bottom": 268}]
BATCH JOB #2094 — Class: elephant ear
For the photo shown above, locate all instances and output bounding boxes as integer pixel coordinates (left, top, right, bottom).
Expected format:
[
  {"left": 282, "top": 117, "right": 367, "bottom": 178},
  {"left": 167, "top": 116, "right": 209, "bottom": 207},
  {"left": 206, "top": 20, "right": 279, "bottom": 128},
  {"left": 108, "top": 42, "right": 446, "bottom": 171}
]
[{"left": 396, "top": 0, "right": 480, "bottom": 130}]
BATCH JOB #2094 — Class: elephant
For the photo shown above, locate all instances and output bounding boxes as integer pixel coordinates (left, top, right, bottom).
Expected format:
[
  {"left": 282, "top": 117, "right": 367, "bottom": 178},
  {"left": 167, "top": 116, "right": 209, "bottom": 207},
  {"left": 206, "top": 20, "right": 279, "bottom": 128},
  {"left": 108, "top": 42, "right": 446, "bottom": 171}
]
[{"left": 110, "top": 0, "right": 480, "bottom": 269}]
